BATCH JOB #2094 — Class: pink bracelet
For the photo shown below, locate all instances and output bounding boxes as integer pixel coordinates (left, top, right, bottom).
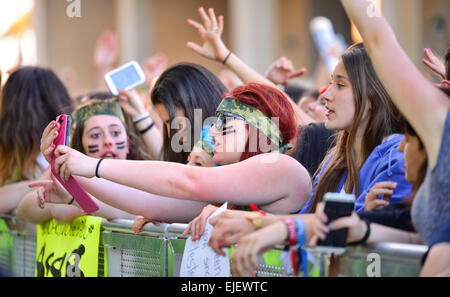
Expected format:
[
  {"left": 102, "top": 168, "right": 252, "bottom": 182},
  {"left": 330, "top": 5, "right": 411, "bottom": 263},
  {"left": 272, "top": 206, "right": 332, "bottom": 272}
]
[{"left": 284, "top": 219, "right": 297, "bottom": 247}]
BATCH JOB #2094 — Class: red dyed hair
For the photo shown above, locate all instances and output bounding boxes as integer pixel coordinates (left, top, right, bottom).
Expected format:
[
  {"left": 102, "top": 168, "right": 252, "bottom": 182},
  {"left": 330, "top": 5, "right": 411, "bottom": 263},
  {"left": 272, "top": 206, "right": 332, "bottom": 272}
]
[{"left": 223, "top": 82, "right": 298, "bottom": 161}]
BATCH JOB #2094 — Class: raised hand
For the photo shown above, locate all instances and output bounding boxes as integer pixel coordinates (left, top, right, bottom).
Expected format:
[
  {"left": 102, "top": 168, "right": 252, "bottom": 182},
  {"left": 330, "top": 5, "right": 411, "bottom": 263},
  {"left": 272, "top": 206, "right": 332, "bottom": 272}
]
[
  {"left": 265, "top": 56, "right": 307, "bottom": 85},
  {"left": 186, "top": 7, "right": 229, "bottom": 62},
  {"left": 118, "top": 89, "right": 147, "bottom": 119},
  {"left": 142, "top": 52, "right": 168, "bottom": 87},
  {"left": 422, "top": 48, "right": 446, "bottom": 80},
  {"left": 364, "top": 181, "right": 397, "bottom": 211},
  {"left": 40, "top": 121, "right": 60, "bottom": 164},
  {"left": 53, "top": 146, "right": 98, "bottom": 182},
  {"left": 94, "top": 30, "right": 118, "bottom": 71}
]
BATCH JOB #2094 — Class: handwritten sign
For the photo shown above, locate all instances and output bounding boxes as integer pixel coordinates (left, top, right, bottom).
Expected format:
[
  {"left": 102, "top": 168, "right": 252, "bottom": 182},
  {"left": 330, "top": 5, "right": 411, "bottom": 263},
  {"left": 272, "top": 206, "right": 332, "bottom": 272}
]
[
  {"left": 180, "top": 203, "right": 230, "bottom": 277},
  {"left": 35, "top": 216, "right": 102, "bottom": 277}
]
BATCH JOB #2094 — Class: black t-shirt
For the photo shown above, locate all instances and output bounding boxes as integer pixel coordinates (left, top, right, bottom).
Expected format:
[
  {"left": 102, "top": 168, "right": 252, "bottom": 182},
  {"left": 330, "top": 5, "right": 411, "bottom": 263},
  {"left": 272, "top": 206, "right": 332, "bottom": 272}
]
[{"left": 294, "top": 123, "right": 336, "bottom": 177}]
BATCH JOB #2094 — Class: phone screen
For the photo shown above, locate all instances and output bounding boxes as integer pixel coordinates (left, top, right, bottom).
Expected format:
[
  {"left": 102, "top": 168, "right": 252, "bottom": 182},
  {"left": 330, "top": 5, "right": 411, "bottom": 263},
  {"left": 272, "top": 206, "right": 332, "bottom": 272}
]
[
  {"left": 65, "top": 116, "right": 71, "bottom": 146},
  {"left": 110, "top": 64, "right": 142, "bottom": 90}
]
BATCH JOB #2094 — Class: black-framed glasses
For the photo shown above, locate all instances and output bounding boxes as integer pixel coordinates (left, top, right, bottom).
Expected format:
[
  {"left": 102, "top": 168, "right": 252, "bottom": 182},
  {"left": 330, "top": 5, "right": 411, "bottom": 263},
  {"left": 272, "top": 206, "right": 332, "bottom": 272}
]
[{"left": 215, "top": 112, "right": 245, "bottom": 130}]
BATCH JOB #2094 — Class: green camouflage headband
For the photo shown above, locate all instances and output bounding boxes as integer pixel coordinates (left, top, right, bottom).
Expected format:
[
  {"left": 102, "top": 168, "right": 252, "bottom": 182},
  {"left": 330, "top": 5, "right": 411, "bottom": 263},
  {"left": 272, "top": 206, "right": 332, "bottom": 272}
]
[
  {"left": 216, "top": 97, "right": 292, "bottom": 153},
  {"left": 74, "top": 98, "right": 125, "bottom": 125}
]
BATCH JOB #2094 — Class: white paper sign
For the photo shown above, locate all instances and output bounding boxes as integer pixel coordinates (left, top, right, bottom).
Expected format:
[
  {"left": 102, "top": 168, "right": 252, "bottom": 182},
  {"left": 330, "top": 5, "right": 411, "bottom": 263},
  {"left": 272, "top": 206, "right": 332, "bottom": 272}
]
[{"left": 180, "top": 203, "right": 230, "bottom": 277}]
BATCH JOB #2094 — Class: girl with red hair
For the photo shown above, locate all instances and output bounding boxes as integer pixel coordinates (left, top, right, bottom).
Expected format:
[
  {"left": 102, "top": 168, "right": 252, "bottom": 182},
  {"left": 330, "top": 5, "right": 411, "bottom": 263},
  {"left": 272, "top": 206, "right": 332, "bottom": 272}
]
[{"left": 35, "top": 81, "right": 312, "bottom": 223}]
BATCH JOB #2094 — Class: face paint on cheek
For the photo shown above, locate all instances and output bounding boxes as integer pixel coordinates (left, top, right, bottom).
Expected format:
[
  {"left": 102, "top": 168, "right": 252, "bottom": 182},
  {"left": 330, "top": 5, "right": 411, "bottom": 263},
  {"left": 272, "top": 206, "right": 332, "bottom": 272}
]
[
  {"left": 87, "top": 145, "right": 99, "bottom": 154},
  {"left": 115, "top": 141, "right": 127, "bottom": 150},
  {"left": 222, "top": 129, "right": 236, "bottom": 136}
]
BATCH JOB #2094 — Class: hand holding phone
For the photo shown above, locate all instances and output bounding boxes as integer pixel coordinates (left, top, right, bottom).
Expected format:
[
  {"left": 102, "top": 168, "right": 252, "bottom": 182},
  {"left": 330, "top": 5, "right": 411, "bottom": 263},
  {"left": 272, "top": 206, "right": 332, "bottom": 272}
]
[
  {"left": 51, "top": 115, "right": 99, "bottom": 214},
  {"left": 317, "top": 192, "right": 355, "bottom": 249},
  {"left": 104, "top": 61, "right": 146, "bottom": 96}
]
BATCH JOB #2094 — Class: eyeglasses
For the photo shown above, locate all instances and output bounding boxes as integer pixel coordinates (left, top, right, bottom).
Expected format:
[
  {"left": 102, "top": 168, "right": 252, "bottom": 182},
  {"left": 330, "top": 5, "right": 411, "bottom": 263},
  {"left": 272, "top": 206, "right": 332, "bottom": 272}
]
[{"left": 215, "top": 112, "right": 245, "bottom": 131}]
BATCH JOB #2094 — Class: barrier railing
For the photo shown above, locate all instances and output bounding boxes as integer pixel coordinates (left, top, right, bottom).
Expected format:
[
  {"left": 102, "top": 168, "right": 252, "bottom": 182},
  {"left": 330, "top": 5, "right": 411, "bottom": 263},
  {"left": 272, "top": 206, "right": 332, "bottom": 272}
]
[{"left": 0, "top": 215, "right": 427, "bottom": 277}]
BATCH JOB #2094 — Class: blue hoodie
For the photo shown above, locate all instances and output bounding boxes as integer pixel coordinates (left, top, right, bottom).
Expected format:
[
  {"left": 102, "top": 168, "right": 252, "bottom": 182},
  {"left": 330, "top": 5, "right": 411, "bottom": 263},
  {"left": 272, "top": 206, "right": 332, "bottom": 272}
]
[{"left": 299, "top": 134, "right": 412, "bottom": 213}]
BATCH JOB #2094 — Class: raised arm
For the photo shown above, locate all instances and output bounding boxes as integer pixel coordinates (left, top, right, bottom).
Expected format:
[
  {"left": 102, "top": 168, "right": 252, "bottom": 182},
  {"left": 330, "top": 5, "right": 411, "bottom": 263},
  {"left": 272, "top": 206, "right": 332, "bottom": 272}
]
[
  {"left": 340, "top": 0, "right": 449, "bottom": 167},
  {"left": 186, "top": 7, "right": 273, "bottom": 86},
  {"left": 187, "top": 7, "right": 314, "bottom": 125},
  {"left": 118, "top": 89, "right": 163, "bottom": 160}
]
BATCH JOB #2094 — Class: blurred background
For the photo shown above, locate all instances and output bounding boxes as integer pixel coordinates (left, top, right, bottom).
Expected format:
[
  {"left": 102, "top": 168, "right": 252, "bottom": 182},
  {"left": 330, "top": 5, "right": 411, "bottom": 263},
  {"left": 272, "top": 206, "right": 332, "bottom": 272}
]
[{"left": 0, "top": 0, "right": 449, "bottom": 96}]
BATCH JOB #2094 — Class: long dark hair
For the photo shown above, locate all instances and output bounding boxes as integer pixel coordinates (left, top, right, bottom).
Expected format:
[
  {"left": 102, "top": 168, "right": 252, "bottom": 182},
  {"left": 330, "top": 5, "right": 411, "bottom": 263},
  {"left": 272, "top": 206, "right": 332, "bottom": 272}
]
[
  {"left": 0, "top": 67, "right": 73, "bottom": 184},
  {"left": 151, "top": 62, "right": 227, "bottom": 163},
  {"left": 70, "top": 92, "right": 150, "bottom": 161},
  {"left": 403, "top": 121, "right": 427, "bottom": 195},
  {"left": 310, "top": 43, "right": 403, "bottom": 212}
]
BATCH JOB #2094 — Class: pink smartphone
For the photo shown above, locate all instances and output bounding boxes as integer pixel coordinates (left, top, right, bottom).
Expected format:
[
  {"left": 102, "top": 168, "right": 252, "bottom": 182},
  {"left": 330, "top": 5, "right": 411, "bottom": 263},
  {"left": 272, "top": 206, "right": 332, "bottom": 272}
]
[{"left": 51, "top": 114, "right": 99, "bottom": 214}]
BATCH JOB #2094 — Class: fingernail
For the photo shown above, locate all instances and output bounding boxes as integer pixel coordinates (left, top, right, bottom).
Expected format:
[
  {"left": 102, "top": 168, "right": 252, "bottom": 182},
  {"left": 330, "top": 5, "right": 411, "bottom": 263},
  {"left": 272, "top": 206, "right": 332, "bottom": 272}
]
[{"left": 218, "top": 241, "right": 223, "bottom": 248}]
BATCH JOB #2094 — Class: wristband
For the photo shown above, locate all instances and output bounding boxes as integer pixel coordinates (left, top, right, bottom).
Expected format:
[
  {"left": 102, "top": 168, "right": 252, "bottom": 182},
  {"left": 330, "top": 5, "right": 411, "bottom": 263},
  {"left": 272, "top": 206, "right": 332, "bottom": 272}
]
[
  {"left": 132, "top": 112, "right": 150, "bottom": 124},
  {"left": 139, "top": 122, "right": 155, "bottom": 134},
  {"left": 95, "top": 158, "right": 105, "bottom": 178},
  {"left": 294, "top": 218, "right": 306, "bottom": 247},
  {"left": 222, "top": 52, "right": 232, "bottom": 65},
  {"left": 284, "top": 219, "right": 297, "bottom": 247},
  {"left": 348, "top": 218, "right": 371, "bottom": 246}
]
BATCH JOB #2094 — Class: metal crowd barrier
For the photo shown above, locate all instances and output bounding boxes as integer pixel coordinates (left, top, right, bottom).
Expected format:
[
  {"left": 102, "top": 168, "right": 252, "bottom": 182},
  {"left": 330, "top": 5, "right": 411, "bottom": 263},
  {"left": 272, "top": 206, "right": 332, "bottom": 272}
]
[{"left": 0, "top": 215, "right": 427, "bottom": 277}]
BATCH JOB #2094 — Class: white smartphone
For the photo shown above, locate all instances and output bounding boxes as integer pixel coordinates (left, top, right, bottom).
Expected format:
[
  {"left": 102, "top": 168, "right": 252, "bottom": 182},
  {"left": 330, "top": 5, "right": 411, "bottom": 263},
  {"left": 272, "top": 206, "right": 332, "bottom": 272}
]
[{"left": 104, "top": 60, "right": 146, "bottom": 96}]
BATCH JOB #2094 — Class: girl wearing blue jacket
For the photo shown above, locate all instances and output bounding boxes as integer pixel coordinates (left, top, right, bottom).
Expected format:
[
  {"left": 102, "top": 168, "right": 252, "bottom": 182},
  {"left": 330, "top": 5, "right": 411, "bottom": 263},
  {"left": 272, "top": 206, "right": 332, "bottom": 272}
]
[{"left": 300, "top": 43, "right": 411, "bottom": 214}]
